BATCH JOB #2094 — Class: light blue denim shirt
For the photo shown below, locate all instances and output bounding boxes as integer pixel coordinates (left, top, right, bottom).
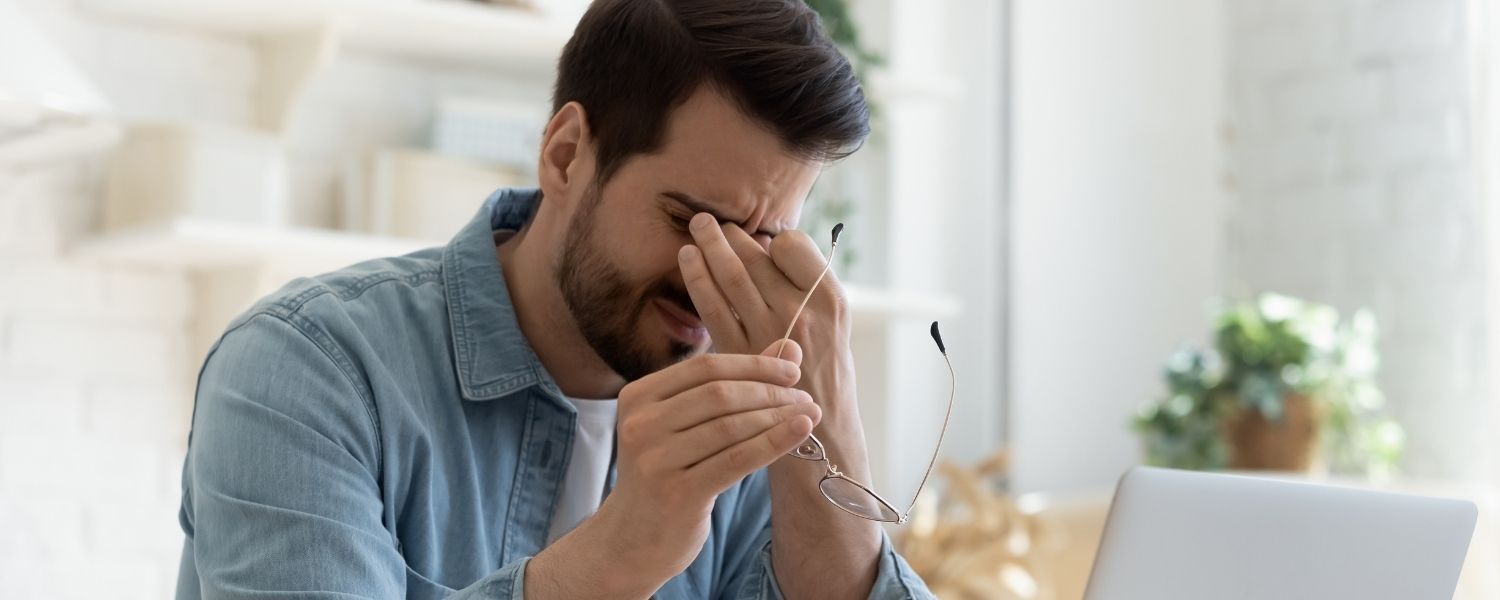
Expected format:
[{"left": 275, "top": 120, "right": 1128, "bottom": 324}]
[{"left": 175, "top": 188, "right": 934, "bottom": 599}]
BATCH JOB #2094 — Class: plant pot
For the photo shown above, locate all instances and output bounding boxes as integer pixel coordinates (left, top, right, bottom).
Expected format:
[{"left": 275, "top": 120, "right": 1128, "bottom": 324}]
[{"left": 1223, "top": 393, "right": 1323, "bottom": 471}]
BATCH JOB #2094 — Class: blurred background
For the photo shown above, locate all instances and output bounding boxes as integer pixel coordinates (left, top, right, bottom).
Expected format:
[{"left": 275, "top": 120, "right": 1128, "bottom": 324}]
[{"left": 0, "top": 0, "right": 1497, "bottom": 598}]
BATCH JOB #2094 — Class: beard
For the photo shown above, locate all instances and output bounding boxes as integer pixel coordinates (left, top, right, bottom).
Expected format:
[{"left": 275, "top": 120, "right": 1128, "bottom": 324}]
[{"left": 556, "top": 185, "right": 700, "bottom": 382}]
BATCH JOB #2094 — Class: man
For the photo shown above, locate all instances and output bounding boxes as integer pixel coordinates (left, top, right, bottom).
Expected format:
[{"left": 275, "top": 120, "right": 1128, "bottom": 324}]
[{"left": 175, "top": 0, "right": 935, "bottom": 598}]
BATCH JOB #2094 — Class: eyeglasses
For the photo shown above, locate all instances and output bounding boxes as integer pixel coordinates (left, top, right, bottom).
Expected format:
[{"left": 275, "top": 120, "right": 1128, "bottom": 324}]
[{"left": 774, "top": 224, "right": 955, "bottom": 525}]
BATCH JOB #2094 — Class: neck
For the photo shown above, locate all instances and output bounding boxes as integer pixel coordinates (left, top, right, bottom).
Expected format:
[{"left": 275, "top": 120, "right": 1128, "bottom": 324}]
[{"left": 497, "top": 228, "right": 627, "bottom": 399}]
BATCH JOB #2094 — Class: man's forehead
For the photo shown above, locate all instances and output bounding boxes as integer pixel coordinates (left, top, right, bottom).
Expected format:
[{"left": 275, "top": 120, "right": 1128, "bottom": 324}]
[{"left": 642, "top": 86, "right": 822, "bottom": 233}]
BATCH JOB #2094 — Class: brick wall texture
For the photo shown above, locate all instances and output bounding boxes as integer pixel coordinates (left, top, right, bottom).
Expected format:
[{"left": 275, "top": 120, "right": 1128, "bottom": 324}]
[{"left": 1224, "top": 0, "right": 1485, "bottom": 479}]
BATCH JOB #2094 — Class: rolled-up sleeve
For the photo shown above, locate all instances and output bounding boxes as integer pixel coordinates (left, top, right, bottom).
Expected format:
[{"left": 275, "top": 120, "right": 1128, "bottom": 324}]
[
  {"left": 179, "top": 313, "right": 528, "bottom": 600},
  {"left": 720, "top": 531, "right": 930, "bottom": 600},
  {"left": 714, "top": 471, "right": 934, "bottom": 600},
  {"left": 725, "top": 531, "right": 934, "bottom": 600}
]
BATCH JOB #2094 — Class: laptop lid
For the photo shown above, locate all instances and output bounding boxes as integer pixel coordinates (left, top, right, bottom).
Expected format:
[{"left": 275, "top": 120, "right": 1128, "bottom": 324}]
[{"left": 1083, "top": 467, "right": 1477, "bottom": 600}]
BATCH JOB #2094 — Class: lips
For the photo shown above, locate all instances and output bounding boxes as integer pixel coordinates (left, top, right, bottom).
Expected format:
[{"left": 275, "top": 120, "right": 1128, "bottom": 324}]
[
  {"left": 656, "top": 298, "right": 703, "bottom": 329},
  {"left": 655, "top": 298, "right": 708, "bottom": 345}
]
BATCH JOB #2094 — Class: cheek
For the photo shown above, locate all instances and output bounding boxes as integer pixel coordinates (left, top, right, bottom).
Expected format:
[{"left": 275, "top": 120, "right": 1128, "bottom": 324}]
[{"left": 593, "top": 229, "right": 685, "bottom": 289}]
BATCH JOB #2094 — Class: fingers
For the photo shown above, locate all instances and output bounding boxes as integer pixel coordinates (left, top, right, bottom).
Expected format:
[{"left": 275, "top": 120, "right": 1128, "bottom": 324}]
[
  {"left": 689, "top": 213, "right": 770, "bottom": 325},
  {"left": 622, "top": 353, "right": 799, "bottom": 405},
  {"left": 763, "top": 337, "right": 803, "bottom": 365},
  {"left": 688, "top": 414, "right": 816, "bottom": 493},
  {"left": 666, "top": 399, "right": 822, "bottom": 469},
  {"left": 679, "top": 244, "right": 745, "bottom": 351},
  {"left": 768, "top": 230, "right": 835, "bottom": 292},
  {"left": 722, "top": 224, "right": 798, "bottom": 299},
  {"left": 653, "top": 378, "right": 810, "bottom": 432}
]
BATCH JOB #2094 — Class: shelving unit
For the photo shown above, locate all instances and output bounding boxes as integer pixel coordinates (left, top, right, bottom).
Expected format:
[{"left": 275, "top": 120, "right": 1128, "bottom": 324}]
[
  {"left": 75, "top": 0, "right": 956, "bottom": 131},
  {"left": 76, "top": 0, "right": 573, "bottom": 70},
  {"left": 77, "top": 0, "right": 572, "bottom": 131},
  {"left": 72, "top": 217, "right": 443, "bottom": 270}
]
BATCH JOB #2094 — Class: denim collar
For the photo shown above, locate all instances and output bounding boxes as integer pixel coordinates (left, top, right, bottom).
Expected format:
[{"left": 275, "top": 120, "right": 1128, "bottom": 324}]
[{"left": 442, "top": 187, "right": 562, "bottom": 402}]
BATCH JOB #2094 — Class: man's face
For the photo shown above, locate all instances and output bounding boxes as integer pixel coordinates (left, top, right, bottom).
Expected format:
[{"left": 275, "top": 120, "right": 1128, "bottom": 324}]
[{"left": 555, "top": 85, "right": 821, "bottom": 382}]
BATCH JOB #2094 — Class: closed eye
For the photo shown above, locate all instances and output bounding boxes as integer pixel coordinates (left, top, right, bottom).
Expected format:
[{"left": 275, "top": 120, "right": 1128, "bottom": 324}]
[{"left": 666, "top": 206, "right": 773, "bottom": 246}]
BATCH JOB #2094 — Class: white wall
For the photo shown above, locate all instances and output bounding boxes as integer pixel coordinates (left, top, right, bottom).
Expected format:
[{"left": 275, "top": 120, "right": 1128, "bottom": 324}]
[
  {"left": 931, "top": 0, "right": 1007, "bottom": 472},
  {"left": 1010, "top": 0, "right": 1227, "bottom": 493},
  {"left": 1224, "top": 0, "right": 1486, "bottom": 480},
  {"left": 1485, "top": 0, "right": 1500, "bottom": 491}
]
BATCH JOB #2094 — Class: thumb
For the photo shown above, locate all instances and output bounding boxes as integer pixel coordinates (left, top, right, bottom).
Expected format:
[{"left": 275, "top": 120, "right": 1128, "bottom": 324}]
[{"left": 762, "top": 338, "right": 803, "bottom": 366}]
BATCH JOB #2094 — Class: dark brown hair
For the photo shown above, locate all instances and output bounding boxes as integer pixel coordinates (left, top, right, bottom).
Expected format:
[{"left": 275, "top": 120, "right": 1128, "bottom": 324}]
[{"left": 553, "top": 0, "right": 870, "bottom": 185}]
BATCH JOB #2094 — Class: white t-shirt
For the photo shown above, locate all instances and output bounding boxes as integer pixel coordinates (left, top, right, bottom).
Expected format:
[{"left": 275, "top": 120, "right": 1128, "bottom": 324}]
[{"left": 544, "top": 396, "right": 618, "bottom": 545}]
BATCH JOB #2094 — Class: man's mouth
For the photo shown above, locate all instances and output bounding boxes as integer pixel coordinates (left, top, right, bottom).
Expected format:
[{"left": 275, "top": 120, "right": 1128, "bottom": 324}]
[{"left": 654, "top": 298, "right": 708, "bottom": 344}]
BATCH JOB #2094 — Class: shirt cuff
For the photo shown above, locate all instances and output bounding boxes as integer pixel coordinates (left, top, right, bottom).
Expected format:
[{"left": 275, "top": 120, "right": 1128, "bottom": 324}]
[
  {"left": 449, "top": 556, "right": 532, "bottom": 600},
  {"left": 756, "top": 529, "right": 935, "bottom": 600}
]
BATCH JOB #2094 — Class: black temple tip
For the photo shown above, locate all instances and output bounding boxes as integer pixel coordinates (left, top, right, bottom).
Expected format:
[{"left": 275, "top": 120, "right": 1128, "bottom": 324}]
[
  {"left": 831, "top": 223, "right": 844, "bottom": 245},
  {"left": 930, "top": 321, "right": 946, "bottom": 354}
]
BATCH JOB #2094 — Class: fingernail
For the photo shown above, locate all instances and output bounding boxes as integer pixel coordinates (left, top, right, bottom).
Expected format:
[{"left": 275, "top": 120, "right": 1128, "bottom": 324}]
[
  {"left": 690, "top": 212, "right": 714, "bottom": 231},
  {"left": 678, "top": 245, "right": 699, "bottom": 262}
]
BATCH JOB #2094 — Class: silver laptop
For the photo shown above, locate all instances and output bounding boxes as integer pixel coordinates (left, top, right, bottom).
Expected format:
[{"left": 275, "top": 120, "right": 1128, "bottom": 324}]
[{"left": 1084, "top": 467, "right": 1477, "bottom": 600}]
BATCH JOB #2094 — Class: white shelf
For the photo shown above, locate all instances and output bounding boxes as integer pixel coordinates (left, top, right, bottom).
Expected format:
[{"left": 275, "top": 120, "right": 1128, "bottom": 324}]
[
  {"left": 73, "top": 218, "right": 443, "bottom": 270},
  {"left": 78, "top": 0, "right": 957, "bottom": 101},
  {"left": 77, "top": 0, "right": 572, "bottom": 72}
]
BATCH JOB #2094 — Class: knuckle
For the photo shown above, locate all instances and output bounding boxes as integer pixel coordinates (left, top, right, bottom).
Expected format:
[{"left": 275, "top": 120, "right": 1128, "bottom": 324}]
[
  {"left": 714, "top": 414, "right": 740, "bottom": 438},
  {"left": 619, "top": 381, "right": 642, "bottom": 403},
  {"left": 701, "top": 380, "right": 731, "bottom": 401},
  {"left": 725, "top": 445, "right": 752, "bottom": 470},
  {"left": 726, "top": 270, "right": 753, "bottom": 291},
  {"left": 619, "top": 415, "right": 648, "bottom": 443},
  {"left": 828, "top": 285, "right": 850, "bottom": 313},
  {"left": 765, "top": 383, "right": 788, "bottom": 406},
  {"left": 713, "top": 355, "right": 741, "bottom": 380},
  {"left": 742, "top": 250, "right": 769, "bottom": 269},
  {"left": 696, "top": 354, "right": 725, "bottom": 378}
]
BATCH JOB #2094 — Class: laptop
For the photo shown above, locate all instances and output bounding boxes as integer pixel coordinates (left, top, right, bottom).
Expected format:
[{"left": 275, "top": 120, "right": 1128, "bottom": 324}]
[{"left": 1084, "top": 467, "right": 1478, "bottom": 600}]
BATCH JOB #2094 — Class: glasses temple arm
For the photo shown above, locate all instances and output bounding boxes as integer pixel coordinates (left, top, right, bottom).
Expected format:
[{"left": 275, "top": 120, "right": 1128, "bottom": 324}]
[
  {"left": 903, "top": 350, "right": 956, "bottom": 517},
  {"left": 775, "top": 242, "right": 838, "bottom": 360}
]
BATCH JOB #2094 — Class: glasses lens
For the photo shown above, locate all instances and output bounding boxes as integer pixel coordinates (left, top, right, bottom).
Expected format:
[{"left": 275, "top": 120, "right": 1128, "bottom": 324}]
[{"left": 820, "top": 476, "right": 901, "bottom": 523}]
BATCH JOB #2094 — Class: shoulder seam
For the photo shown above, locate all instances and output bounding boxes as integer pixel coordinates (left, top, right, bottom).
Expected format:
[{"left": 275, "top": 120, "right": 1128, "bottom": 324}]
[
  {"left": 226, "top": 311, "right": 385, "bottom": 480},
  {"left": 271, "top": 267, "right": 442, "bottom": 315}
]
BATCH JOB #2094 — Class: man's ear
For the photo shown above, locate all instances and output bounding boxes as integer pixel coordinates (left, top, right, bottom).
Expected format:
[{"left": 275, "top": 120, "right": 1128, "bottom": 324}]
[{"left": 538, "top": 101, "right": 594, "bottom": 202}]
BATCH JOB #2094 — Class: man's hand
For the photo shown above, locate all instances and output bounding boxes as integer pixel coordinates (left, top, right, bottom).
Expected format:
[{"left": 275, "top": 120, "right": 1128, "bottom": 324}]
[
  {"left": 678, "top": 212, "right": 883, "bottom": 599},
  {"left": 677, "top": 213, "right": 848, "bottom": 361},
  {"left": 677, "top": 212, "right": 867, "bottom": 475},
  {"left": 524, "top": 341, "right": 821, "bottom": 599}
]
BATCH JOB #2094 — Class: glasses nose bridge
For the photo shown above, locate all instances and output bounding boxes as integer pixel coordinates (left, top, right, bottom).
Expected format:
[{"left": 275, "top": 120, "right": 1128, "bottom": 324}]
[{"left": 791, "top": 433, "right": 827, "bottom": 462}]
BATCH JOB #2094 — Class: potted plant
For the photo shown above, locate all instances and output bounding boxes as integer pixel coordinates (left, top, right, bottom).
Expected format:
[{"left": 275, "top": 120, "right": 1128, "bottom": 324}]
[{"left": 1133, "top": 293, "right": 1404, "bottom": 476}]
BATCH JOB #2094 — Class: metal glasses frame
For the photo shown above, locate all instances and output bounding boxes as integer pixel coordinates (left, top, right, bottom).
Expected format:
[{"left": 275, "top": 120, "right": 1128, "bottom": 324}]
[{"left": 773, "top": 225, "right": 956, "bottom": 524}]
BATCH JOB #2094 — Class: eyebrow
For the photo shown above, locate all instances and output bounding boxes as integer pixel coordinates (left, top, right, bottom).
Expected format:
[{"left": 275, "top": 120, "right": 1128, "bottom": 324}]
[{"left": 660, "top": 191, "right": 783, "bottom": 236}]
